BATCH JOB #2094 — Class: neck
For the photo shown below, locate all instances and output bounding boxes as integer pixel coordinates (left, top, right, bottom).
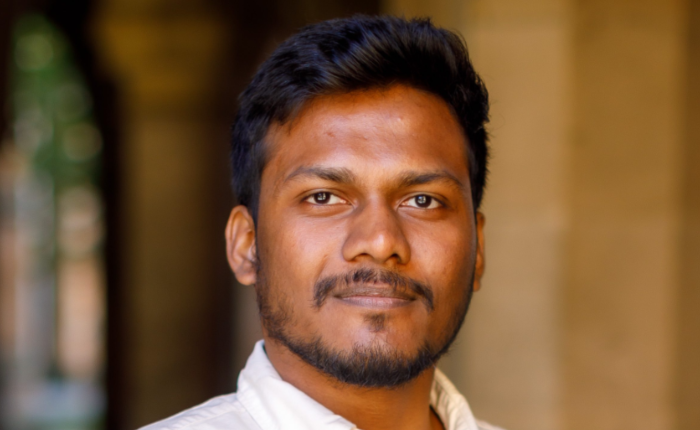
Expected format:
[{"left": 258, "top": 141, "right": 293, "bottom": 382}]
[{"left": 264, "top": 337, "right": 444, "bottom": 430}]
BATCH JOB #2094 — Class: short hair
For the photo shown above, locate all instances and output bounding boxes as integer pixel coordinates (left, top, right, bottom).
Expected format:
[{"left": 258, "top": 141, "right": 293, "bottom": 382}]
[{"left": 231, "top": 15, "right": 489, "bottom": 220}]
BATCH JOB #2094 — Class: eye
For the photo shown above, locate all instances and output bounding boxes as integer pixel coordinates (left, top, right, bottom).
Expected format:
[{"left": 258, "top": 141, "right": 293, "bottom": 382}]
[
  {"left": 402, "top": 194, "right": 442, "bottom": 209},
  {"left": 304, "top": 192, "right": 346, "bottom": 205}
]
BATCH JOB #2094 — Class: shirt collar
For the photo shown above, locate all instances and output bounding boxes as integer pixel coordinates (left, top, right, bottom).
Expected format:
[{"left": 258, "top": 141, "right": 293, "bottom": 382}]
[
  {"left": 236, "top": 340, "right": 480, "bottom": 430},
  {"left": 431, "top": 367, "right": 480, "bottom": 430}
]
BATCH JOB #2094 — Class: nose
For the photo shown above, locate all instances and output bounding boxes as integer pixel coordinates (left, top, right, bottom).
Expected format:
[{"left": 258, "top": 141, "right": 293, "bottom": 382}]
[{"left": 341, "top": 200, "right": 411, "bottom": 266}]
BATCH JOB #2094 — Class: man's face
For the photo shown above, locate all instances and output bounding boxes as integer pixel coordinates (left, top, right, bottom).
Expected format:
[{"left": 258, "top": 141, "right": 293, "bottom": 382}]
[{"left": 230, "top": 85, "right": 484, "bottom": 386}]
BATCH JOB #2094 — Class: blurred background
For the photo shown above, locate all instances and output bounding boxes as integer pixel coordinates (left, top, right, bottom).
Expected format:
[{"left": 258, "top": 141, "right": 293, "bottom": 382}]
[{"left": 0, "top": 0, "right": 698, "bottom": 429}]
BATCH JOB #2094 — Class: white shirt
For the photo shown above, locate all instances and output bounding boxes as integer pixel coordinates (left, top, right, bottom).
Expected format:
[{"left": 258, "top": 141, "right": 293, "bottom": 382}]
[{"left": 140, "top": 341, "right": 504, "bottom": 430}]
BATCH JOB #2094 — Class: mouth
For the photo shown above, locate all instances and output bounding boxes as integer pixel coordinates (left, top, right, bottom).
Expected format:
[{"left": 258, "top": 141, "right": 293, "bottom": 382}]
[
  {"left": 313, "top": 268, "right": 434, "bottom": 310},
  {"left": 333, "top": 285, "right": 416, "bottom": 309}
]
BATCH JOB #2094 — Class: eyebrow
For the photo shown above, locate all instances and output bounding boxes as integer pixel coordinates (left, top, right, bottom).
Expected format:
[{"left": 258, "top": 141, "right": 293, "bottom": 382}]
[
  {"left": 397, "top": 170, "right": 466, "bottom": 192},
  {"left": 283, "top": 166, "right": 357, "bottom": 185},
  {"left": 281, "top": 165, "right": 466, "bottom": 195}
]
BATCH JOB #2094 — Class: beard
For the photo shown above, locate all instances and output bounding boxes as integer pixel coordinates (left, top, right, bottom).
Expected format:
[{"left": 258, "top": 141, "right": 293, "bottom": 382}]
[{"left": 254, "top": 263, "right": 474, "bottom": 388}]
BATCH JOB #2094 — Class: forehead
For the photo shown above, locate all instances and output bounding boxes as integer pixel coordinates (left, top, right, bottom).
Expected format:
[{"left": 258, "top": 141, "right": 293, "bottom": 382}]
[{"left": 263, "top": 85, "right": 470, "bottom": 184}]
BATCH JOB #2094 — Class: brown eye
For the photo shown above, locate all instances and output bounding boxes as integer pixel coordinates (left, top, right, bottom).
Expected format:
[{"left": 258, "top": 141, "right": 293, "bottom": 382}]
[
  {"left": 402, "top": 194, "right": 441, "bottom": 209},
  {"left": 304, "top": 192, "right": 346, "bottom": 205},
  {"left": 415, "top": 195, "right": 431, "bottom": 208},
  {"left": 314, "top": 192, "right": 330, "bottom": 203}
]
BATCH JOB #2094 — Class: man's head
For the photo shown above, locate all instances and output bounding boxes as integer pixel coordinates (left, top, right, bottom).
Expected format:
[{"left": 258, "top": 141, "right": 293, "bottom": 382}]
[
  {"left": 230, "top": 15, "right": 489, "bottom": 220},
  {"left": 226, "top": 16, "right": 489, "bottom": 388}
]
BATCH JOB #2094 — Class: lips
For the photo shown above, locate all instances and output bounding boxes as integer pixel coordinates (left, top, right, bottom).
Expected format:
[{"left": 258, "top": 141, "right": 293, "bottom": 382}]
[
  {"left": 313, "top": 267, "right": 434, "bottom": 310},
  {"left": 333, "top": 284, "right": 417, "bottom": 309}
]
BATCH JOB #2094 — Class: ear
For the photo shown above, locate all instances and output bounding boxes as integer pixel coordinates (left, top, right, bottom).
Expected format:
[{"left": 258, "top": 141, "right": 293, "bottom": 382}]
[
  {"left": 472, "top": 211, "right": 486, "bottom": 292},
  {"left": 225, "top": 205, "right": 258, "bottom": 285}
]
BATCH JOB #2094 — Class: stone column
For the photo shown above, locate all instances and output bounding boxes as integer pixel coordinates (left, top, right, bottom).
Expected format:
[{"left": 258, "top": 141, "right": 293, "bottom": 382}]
[
  {"left": 675, "top": 1, "right": 700, "bottom": 429},
  {"left": 564, "top": 1, "right": 686, "bottom": 429},
  {"left": 92, "top": 1, "right": 233, "bottom": 427}
]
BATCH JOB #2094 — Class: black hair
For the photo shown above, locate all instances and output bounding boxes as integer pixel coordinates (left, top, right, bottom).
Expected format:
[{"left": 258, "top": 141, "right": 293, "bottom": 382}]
[{"left": 231, "top": 15, "right": 489, "bottom": 219}]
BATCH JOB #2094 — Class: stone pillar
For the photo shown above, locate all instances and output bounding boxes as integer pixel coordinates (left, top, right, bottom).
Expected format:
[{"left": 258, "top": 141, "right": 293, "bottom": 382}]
[
  {"left": 676, "top": 1, "right": 700, "bottom": 429},
  {"left": 92, "top": 1, "right": 233, "bottom": 427},
  {"left": 564, "top": 1, "right": 686, "bottom": 429}
]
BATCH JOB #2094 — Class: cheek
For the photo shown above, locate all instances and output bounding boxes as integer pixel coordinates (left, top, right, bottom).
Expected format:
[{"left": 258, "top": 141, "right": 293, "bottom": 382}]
[
  {"left": 407, "top": 222, "right": 474, "bottom": 301},
  {"left": 257, "top": 215, "right": 346, "bottom": 301},
  {"left": 412, "top": 218, "right": 473, "bottom": 264}
]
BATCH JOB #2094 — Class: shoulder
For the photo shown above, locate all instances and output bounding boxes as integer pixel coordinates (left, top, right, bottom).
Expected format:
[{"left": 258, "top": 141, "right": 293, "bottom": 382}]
[
  {"left": 138, "top": 393, "right": 259, "bottom": 430},
  {"left": 476, "top": 419, "right": 507, "bottom": 430}
]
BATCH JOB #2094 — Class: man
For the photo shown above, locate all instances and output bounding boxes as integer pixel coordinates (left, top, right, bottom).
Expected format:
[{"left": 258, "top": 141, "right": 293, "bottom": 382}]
[{"left": 143, "top": 15, "right": 501, "bottom": 430}]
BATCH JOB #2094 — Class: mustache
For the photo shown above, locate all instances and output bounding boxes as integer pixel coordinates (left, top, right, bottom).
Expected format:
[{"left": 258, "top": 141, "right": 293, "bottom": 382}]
[{"left": 313, "top": 268, "right": 434, "bottom": 310}]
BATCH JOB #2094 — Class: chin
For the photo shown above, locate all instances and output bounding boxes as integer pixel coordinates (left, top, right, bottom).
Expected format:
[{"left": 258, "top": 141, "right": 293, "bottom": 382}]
[{"left": 280, "top": 332, "right": 438, "bottom": 388}]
